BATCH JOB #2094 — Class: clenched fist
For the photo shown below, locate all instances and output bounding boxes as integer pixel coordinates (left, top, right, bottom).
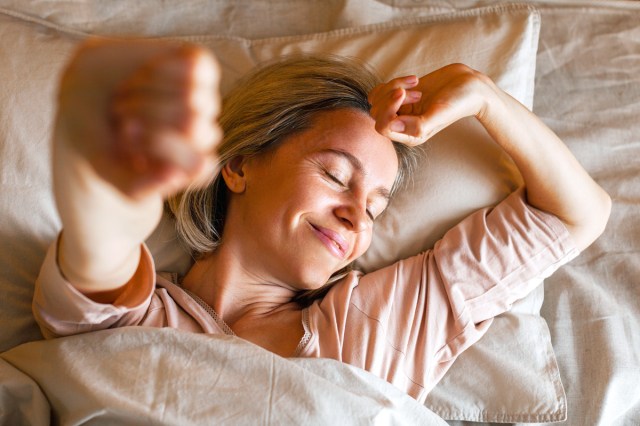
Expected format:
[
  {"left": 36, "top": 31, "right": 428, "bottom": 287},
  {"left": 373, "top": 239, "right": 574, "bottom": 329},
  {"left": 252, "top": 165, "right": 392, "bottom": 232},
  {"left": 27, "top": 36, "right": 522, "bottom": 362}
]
[{"left": 56, "top": 39, "right": 222, "bottom": 199}]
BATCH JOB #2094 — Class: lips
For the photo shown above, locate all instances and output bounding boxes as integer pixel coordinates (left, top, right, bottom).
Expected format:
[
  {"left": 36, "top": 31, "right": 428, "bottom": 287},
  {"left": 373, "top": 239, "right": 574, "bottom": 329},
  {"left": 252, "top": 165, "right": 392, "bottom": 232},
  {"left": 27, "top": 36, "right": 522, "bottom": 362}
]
[{"left": 309, "top": 222, "right": 349, "bottom": 259}]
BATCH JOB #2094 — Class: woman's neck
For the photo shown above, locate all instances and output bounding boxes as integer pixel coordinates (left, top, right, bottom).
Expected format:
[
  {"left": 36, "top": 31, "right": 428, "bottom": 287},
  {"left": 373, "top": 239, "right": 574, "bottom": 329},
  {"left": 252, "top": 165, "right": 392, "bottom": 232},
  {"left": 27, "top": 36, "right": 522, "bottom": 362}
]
[
  {"left": 181, "top": 243, "right": 300, "bottom": 328},
  {"left": 181, "top": 245, "right": 305, "bottom": 357}
]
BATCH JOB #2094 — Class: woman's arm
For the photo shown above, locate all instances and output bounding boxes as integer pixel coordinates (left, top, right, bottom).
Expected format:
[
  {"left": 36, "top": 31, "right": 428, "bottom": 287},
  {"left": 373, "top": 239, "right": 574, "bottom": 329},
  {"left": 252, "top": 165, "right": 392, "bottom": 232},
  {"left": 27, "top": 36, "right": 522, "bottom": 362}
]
[
  {"left": 368, "top": 64, "right": 611, "bottom": 251},
  {"left": 53, "top": 40, "right": 221, "bottom": 301}
]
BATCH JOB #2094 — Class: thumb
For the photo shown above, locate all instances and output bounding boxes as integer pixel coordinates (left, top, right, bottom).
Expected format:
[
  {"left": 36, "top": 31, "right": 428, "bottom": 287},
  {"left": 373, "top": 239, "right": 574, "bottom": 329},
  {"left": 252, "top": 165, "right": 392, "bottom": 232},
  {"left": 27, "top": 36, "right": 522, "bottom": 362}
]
[{"left": 388, "top": 102, "right": 474, "bottom": 146}]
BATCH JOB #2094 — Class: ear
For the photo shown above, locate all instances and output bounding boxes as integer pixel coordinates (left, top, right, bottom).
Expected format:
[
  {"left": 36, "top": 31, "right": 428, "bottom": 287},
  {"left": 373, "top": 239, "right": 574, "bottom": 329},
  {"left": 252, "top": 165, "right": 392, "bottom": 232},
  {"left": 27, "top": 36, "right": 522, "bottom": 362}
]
[{"left": 221, "top": 156, "right": 248, "bottom": 194}]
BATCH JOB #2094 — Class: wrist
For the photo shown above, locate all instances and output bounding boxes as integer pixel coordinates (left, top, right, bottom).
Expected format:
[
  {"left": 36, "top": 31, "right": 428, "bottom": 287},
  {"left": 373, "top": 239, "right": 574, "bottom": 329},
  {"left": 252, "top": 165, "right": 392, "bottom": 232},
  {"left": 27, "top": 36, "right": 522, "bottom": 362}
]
[
  {"left": 473, "top": 74, "right": 506, "bottom": 125},
  {"left": 57, "top": 231, "right": 143, "bottom": 293}
]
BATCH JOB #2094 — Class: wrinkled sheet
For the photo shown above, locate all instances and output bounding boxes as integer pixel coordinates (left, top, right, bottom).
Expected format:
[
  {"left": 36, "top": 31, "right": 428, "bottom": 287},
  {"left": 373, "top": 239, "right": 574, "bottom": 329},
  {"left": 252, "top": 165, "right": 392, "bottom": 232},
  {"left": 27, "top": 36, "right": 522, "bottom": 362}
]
[
  {"left": 442, "top": 1, "right": 640, "bottom": 425},
  {"left": 529, "top": 4, "right": 640, "bottom": 424},
  {"left": 0, "top": 328, "right": 444, "bottom": 425}
]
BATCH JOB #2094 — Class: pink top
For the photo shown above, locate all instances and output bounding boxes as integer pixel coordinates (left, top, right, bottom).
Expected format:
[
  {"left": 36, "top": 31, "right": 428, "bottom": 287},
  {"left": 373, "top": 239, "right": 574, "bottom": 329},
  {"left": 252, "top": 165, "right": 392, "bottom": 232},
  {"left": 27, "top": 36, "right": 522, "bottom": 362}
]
[{"left": 33, "top": 190, "right": 578, "bottom": 402}]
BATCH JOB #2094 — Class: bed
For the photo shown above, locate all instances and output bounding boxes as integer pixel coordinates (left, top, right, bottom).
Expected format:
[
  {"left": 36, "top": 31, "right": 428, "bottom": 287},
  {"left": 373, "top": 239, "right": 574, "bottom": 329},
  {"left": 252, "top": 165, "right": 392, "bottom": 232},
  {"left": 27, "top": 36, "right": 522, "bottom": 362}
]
[{"left": 0, "top": 0, "right": 638, "bottom": 424}]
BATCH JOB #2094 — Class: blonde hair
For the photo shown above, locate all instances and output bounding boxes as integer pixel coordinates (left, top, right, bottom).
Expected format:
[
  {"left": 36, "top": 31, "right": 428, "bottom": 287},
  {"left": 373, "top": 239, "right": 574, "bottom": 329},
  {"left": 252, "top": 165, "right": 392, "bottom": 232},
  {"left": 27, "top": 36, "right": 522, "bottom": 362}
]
[{"left": 167, "top": 55, "right": 416, "bottom": 305}]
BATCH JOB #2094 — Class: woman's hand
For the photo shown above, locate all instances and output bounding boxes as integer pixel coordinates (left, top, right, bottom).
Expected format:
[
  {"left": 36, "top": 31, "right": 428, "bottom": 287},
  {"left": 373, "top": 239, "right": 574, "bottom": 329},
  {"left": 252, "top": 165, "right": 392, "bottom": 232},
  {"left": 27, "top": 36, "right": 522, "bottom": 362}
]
[
  {"left": 368, "top": 63, "right": 494, "bottom": 146},
  {"left": 53, "top": 39, "right": 222, "bottom": 295},
  {"left": 57, "top": 39, "right": 221, "bottom": 200},
  {"left": 369, "top": 63, "right": 611, "bottom": 252}
]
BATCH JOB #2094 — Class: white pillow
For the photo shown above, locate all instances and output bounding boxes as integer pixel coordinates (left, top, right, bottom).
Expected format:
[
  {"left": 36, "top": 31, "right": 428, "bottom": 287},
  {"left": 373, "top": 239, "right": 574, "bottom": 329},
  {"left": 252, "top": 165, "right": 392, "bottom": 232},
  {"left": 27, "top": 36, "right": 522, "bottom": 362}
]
[{"left": 0, "top": 3, "right": 566, "bottom": 422}]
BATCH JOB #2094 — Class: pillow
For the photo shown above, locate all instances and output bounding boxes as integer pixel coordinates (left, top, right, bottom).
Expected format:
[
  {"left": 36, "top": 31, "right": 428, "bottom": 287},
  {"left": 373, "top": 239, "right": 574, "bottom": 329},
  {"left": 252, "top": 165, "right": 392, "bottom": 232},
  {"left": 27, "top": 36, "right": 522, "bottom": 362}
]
[{"left": 0, "top": 3, "right": 567, "bottom": 422}]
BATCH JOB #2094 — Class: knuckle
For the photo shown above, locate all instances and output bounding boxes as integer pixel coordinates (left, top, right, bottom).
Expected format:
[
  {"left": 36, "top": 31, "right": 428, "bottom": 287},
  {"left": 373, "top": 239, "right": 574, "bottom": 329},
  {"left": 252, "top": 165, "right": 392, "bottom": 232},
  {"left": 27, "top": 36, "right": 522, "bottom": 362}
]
[
  {"left": 181, "top": 45, "right": 221, "bottom": 86},
  {"left": 368, "top": 84, "right": 383, "bottom": 101},
  {"left": 414, "top": 116, "right": 430, "bottom": 138},
  {"left": 374, "top": 121, "right": 387, "bottom": 134},
  {"left": 391, "top": 76, "right": 408, "bottom": 87},
  {"left": 446, "top": 63, "right": 475, "bottom": 75},
  {"left": 447, "top": 63, "right": 488, "bottom": 85}
]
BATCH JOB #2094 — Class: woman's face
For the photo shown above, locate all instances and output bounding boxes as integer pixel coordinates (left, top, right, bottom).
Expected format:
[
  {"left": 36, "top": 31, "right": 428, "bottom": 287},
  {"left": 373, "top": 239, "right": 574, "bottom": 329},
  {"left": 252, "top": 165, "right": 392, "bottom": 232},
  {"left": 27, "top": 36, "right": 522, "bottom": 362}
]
[{"left": 224, "top": 108, "right": 399, "bottom": 290}]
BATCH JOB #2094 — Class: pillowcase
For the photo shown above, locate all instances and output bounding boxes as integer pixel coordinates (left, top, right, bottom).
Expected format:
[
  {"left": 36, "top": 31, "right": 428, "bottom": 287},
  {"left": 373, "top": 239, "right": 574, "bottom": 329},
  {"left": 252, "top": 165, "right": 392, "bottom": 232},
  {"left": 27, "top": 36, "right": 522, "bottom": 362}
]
[{"left": 0, "top": 2, "right": 566, "bottom": 422}]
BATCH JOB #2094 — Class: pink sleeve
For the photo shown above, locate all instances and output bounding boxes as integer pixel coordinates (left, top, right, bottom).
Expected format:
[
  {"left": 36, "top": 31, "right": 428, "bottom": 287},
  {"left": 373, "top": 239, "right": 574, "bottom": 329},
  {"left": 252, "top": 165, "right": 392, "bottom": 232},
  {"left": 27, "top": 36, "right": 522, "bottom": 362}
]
[
  {"left": 311, "top": 189, "right": 579, "bottom": 400},
  {"left": 32, "top": 237, "right": 156, "bottom": 339},
  {"left": 433, "top": 188, "right": 580, "bottom": 324}
]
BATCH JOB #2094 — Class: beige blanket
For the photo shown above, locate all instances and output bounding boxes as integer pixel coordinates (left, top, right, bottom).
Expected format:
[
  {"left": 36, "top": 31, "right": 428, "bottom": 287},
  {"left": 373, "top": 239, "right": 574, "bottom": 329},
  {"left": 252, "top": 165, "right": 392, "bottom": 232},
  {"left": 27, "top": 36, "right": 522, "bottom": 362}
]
[{"left": 1, "top": 328, "right": 444, "bottom": 424}]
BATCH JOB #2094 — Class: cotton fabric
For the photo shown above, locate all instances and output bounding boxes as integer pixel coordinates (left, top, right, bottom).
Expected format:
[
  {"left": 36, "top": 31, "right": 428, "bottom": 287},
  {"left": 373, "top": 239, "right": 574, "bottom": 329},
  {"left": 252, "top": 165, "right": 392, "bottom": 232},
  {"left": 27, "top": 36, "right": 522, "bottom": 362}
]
[{"left": 34, "top": 189, "right": 577, "bottom": 401}]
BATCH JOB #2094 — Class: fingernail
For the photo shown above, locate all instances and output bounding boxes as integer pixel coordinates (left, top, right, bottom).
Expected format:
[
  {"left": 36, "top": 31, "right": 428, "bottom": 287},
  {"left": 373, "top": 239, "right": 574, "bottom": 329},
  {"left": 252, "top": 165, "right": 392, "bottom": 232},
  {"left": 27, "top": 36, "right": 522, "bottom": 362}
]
[
  {"left": 390, "top": 120, "right": 405, "bottom": 132},
  {"left": 407, "top": 90, "right": 422, "bottom": 100},
  {"left": 404, "top": 75, "right": 418, "bottom": 83}
]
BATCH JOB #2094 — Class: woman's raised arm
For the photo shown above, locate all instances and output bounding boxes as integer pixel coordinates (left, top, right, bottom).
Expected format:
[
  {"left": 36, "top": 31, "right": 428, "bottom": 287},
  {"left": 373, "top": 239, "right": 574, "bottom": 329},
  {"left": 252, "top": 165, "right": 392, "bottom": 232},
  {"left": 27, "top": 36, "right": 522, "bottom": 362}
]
[
  {"left": 368, "top": 63, "right": 611, "bottom": 251},
  {"left": 53, "top": 40, "right": 221, "bottom": 300}
]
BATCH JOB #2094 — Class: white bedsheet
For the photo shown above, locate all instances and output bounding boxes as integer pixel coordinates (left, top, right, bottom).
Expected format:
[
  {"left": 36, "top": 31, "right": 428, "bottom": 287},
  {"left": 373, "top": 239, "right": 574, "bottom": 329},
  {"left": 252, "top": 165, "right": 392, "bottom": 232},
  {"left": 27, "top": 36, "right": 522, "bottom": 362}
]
[
  {"left": 443, "top": 1, "right": 640, "bottom": 424},
  {"left": 1, "top": 328, "right": 445, "bottom": 425},
  {"left": 528, "top": 3, "right": 640, "bottom": 424}
]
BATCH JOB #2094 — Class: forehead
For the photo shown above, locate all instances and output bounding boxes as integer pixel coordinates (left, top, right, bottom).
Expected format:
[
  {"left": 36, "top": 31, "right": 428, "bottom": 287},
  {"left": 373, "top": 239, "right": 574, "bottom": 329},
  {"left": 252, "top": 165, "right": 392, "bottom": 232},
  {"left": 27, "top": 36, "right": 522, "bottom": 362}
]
[{"left": 282, "top": 109, "right": 399, "bottom": 185}]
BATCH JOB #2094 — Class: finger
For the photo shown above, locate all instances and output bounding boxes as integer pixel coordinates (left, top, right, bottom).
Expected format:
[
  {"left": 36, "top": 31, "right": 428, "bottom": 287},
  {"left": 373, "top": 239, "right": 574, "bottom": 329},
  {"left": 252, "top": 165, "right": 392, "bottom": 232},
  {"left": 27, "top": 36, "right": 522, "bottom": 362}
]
[
  {"left": 367, "top": 84, "right": 384, "bottom": 105},
  {"left": 118, "top": 45, "right": 218, "bottom": 91},
  {"left": 369, "top": 75, "right": 422, "bottom": 135},
  {"left": 401, "top": 90, "right": 422, "bottom": 105},
  {"left": 150, "top": 47, "right": 220, "bottom": 123},
  {"left": 149, "top": 131, "right": 202, "bottom": 172},
  {"left": 112, "top": 97, "right": 219, "bottom": 153},
  {"left": 368, "top": 75, "right": 418, "bottom": 105},
  {"left": 390, "top": 103, "right": 465, "bottom": 146},
  {"left": 371, "top": 88, "right": 406, "bottom": 133},
  {"left": 385, "top": 75, "right": 419, "bottom": 90},
  {"left": 188, "top": 48, "right": 221, "bottom": 115},
  {"left": 114, "top": 46, "right": 220, "bottom": 122},
  {"left": 114, "top": 51, "right": 221, "bottom": 155},
  {"left": 116, "top": 129, "right": 218, "bottom": 199},
  {"left": 119, "top": 118, "right": 214, "bottom": 171},
  {"left": 122, "top": 152, "right": 218, "bottom": 200},
  {"left": 390, "top": 115, "right": 444, "bottom": 145},
  {"left": 142, "top": 136, "right": 218, "bottom": 198},
  {"left": 112, "top": 97, "right": 191, "bottom": 129}
]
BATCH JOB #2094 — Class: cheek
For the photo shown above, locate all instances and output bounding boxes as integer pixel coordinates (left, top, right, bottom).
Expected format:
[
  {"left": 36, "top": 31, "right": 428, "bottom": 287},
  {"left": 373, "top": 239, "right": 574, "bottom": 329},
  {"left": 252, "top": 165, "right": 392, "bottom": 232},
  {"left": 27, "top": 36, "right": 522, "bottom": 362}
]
[
  {"left": 254, "top": 179, "right": 327, "bottom": 229},
  {"left": 351, "top": 231, "right": 373, "bottom": 261},
  {"left": 292, "top": 177, "right": 335, "bottom": 209}
]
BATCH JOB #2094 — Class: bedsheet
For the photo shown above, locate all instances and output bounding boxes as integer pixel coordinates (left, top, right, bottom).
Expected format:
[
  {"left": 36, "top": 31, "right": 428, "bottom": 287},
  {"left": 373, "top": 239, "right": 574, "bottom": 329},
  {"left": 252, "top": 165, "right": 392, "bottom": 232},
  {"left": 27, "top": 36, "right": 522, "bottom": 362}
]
[
  {"left": 0, "top": 327, "right": 444, "bottom": 425},
  {"left": 442, "top": 1, "right": 640, "bottom": 424},
  {"left": 523, "top": 3, "right": 640, "bottom": 424}
]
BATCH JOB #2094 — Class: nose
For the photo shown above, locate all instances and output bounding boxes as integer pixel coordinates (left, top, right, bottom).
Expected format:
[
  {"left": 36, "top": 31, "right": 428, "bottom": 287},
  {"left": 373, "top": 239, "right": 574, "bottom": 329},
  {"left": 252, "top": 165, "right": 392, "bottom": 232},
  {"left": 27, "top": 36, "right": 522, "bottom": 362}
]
[{"left": 334, "top": 203, "right": 369, "bottom": 233}]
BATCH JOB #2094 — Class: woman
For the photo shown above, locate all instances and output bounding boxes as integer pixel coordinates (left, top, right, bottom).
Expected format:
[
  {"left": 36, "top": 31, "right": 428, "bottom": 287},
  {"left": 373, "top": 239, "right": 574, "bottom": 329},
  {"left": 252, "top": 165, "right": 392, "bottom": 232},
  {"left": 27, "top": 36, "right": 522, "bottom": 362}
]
[{"left": 34, "top": 40, "right": 610, "bottom": 401}]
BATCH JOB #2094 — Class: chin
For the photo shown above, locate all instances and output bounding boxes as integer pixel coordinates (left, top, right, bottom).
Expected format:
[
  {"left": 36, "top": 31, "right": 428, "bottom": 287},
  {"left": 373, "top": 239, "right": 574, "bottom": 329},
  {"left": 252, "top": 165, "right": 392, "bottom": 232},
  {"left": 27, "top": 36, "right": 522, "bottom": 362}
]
[
  {"left": 295, "top": 276, "right": 330, "bottom": 292},
  {"left": 302, "top": 265, "right": 352, "bottom": 289},
  {"left": 286, "top": 254, "right": 353, "bottom": 291},
  {"left": 291, "top": 267, "right": 334, "bottom": 292},
  {"left": 290, "top": 266, "right": 352, "bottom": 307}
]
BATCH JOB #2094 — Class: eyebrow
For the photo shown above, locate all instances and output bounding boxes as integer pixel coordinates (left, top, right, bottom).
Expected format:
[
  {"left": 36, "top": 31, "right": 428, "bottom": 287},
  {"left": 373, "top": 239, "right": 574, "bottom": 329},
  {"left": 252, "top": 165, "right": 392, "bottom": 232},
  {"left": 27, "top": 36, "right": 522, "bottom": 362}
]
[{"left": 321, "top": 148, "right": 392, "bottom": 202}]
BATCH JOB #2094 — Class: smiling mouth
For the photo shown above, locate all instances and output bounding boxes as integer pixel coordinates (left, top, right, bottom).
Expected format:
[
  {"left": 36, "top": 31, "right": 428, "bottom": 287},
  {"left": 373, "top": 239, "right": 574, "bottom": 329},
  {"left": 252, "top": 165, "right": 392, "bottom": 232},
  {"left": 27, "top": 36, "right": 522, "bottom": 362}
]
[{"left": 308, "top": 222, "right": 348, "bottom": 259}]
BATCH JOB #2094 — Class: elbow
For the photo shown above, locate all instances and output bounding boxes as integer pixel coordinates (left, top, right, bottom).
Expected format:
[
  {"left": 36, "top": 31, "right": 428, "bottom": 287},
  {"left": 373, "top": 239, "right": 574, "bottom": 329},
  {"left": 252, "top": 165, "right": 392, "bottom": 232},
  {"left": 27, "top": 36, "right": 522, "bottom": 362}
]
[
  {"left": 595, "top": 189, "right": 612, "bottom": 239},
  {"left": 570, "top": 188, "right": 612, "bottom": 252}
]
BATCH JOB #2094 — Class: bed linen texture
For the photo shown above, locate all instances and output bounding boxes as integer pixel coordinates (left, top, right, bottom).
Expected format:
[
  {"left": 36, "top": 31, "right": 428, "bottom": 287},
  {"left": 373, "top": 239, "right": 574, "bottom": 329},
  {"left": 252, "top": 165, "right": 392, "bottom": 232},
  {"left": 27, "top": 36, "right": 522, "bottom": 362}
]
[
  {"left": 405, "top": 1, "right": 640, "bottom": 425},
  {"left": 1, "top": 328, "right": 447, "bottom": 425},
  {"left": 0, "top": 0, "right": 638, "bottom": 425}
]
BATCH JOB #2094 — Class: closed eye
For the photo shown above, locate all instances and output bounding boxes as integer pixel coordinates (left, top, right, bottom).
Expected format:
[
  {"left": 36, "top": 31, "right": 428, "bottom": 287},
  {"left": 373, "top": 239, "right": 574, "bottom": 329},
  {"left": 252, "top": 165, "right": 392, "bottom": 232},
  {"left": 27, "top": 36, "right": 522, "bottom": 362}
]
[
  {"left": 325, "top": 171, "right": 347, "bottom": 188},
  {"left": 366, "top": 209, "right": 375, "bottom": 221},
  {"left": 326, "top": 170, "right": 377, "bottom": 222}
]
